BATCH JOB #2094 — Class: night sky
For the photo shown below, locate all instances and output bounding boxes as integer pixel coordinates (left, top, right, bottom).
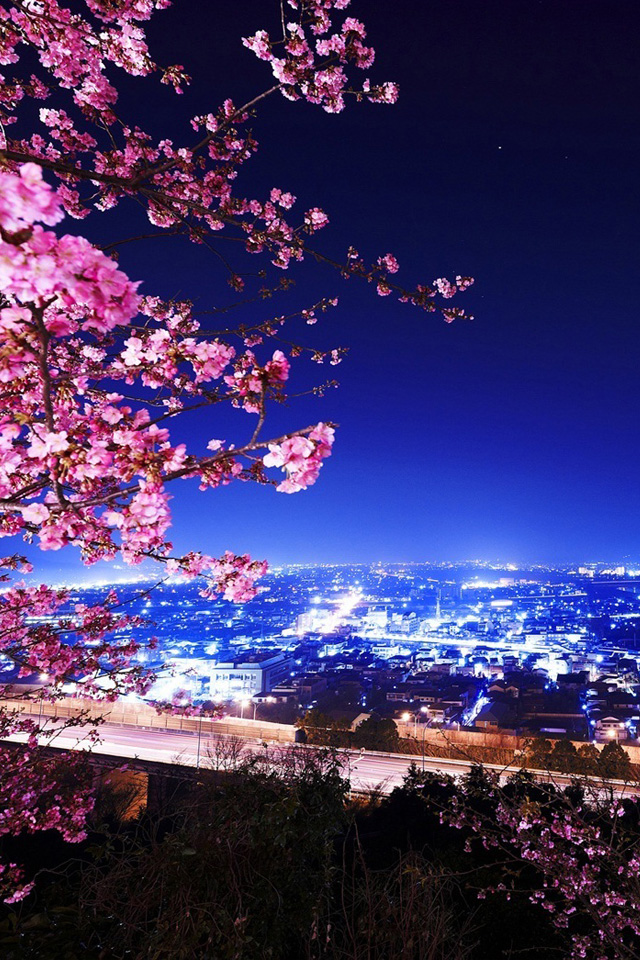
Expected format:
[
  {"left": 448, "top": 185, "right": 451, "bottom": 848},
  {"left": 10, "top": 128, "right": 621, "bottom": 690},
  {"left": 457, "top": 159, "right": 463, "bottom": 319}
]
[{"left": 38, "top": 1, "right": 640, "bottom": 573}]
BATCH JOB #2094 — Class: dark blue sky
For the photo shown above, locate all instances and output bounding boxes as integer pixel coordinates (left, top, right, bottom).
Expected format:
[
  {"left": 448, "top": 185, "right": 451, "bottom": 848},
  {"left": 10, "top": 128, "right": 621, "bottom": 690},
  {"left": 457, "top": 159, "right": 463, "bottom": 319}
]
[{"left": 41, "top": 1, "right": 640, "bottom": 574}]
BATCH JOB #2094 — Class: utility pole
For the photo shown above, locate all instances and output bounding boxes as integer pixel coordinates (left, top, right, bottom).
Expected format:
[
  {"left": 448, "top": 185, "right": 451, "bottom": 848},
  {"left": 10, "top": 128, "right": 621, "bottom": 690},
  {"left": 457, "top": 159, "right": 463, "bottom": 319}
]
[{"left": 196, "top": 713, "right": 203, "bottom": 769}]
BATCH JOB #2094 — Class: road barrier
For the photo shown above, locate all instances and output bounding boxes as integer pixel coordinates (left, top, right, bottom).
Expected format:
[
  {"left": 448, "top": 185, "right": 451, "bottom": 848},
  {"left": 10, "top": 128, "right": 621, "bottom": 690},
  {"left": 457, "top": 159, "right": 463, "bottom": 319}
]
[
  {"left": 0, "top": 696, "right": 297, "bottom": 742},
  {"left": 396, "top": 719, "right": 640, "bottom": 765}
]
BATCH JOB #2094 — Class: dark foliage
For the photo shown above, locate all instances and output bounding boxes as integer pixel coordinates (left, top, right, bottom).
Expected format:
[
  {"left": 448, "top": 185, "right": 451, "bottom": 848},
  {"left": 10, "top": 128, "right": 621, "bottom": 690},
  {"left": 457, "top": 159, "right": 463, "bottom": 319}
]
[{"left": 1, "top": 751, "right": 639, "bottom": 960}]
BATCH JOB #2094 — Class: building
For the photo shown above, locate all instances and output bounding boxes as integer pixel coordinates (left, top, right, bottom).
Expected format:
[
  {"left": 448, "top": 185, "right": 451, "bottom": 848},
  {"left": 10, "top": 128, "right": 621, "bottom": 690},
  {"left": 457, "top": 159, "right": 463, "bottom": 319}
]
[
  {"left": 210, "top": 652, "right": 293, "bottom": 699},
  {"left": 365, "top": 606, "right": 389, "bottom": 630},
  {"left": 297, "top": 674, "right": 328, "bottom": 703},
  {"left": 594, "top": 716, "right": 629, "bottom": 742},
  {"left": 424, "top": 702, "right": 448, "bottom": 724},
  {"left": 475, "top": 701, "right": 517, "bottom": 731}
]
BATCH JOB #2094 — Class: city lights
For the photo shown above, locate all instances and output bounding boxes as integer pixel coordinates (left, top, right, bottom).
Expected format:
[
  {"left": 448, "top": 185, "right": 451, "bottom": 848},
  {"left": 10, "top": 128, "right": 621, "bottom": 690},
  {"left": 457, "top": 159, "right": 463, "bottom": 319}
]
[{"left": 18, "top": 559, "right": 640, "bottom": 747}]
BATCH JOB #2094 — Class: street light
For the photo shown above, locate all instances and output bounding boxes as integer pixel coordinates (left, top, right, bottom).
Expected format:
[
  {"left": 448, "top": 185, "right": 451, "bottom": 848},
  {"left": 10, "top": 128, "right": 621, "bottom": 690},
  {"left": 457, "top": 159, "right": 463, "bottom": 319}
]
[
  {"left": 239, "top": 699, "right": 259, "bottom": 721},
  {"left": 38, "top": 673, "right": 48, "bottom": 736},
  {"left": 420, "top": 706, "right": 429, "bottom": 772}
]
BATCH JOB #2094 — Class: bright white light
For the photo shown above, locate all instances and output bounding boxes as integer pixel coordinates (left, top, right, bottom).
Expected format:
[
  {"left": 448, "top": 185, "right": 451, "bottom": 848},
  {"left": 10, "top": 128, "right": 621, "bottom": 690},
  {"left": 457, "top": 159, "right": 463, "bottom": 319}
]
[{"left": 319, "top": 590, "right": 363, "bottom": 635}]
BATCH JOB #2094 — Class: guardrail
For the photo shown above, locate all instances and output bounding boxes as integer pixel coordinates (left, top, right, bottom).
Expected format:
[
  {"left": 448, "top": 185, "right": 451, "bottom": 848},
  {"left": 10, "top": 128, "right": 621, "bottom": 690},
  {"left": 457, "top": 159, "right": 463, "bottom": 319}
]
[{"left": 0, "top": 696, "right": 297, "bottom": 742}]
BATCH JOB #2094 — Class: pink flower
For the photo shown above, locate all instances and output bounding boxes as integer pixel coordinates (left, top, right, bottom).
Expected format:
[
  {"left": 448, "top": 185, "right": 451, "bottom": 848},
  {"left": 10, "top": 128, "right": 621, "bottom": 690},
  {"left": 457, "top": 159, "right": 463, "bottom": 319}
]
[
  {"left": 20, "top": 503, "right": 50, "bottom": 525},
  {"left": 38, "top": 524, "right": 67, "bottom": 550},
  {"left": 263, "top": 434, "right": 314, "bottom": 471},
  {"left": 0, "top": 164, "right": 63, "bottom": 234},
  {"left": 433, "top": 276, "right": 457, "bottom": 298},
  {"left": 242, "top": 30, "right": 272, "bottom": 61},
  {"left": 263, "top": 423, "right": 334, "bottom": 493},
  {"left": 264, "top": 349, "right": 290, "bottom": 383},
  {"left": 304, "top": 207, "right": 329, "bottom": 231},
  {"left": 0, "top": 307, "right": 30, "bottom": 333},
  {"left": 26, "top": 430, "right": 69, "bottom": 458},
  {"left": 377, "top": 252, "right": 399, "bottom": 274}
]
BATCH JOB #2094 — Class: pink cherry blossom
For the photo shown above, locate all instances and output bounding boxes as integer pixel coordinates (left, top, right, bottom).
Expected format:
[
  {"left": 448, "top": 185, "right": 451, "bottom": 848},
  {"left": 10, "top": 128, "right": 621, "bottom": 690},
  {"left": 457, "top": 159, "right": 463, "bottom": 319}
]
[
  {"left": 263, "top": 422, "right": 334, "bottom": 492},
  {"left": 20, "top": 502, "right": 50, "bottom": 525},
  {"left": 0, "top": 163, "right": 63, "bottom": 232},
  {"left": 304, "top": 207, "right": 329, "bottom": 231}
]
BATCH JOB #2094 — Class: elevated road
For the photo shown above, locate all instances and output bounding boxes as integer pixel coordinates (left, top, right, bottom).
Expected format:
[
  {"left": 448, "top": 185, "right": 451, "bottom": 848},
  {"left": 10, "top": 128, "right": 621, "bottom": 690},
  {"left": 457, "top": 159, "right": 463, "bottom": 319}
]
[
  {"left": 4, "top": 718, "right": 639, "bottom": 798},
  {"left": 5, "top": 720, "right": 460, "bottom": 792}
]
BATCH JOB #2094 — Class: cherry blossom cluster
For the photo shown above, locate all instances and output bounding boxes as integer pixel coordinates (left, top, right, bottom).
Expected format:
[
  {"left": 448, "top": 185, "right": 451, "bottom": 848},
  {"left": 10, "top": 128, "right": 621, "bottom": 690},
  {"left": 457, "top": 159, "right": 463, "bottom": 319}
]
[
  {"left": 440, "top": 771, "right": 640, "bottom": 960},
  {"left": 0, "top": 1, "right": 471, "bottom": 322},
  {"left": 224, "top": 348, "right": 290, "bottom": 413},
  {"left": 0, "top": 0, "right": 179, "bottom": 127},
  {"left": 0, "top": 164, "right": 140, "bottom": 339},
  {"left": 243, "top": 1, "right": 398, "bottom": 114},
  {"left": 0, "top": 582, "right": 154, "bottom": 695},
  {"left": 337, "top": 245, "right": 475, "bottom": 316},
  {"left": 164, "top": 551, "right": 269, "bottom": 603},
  {"left": 263, "top": 422, "right": 334, "bottom": 493},
  {"left": 0, "top": 747, "right": 95, "bottom": 902},
  {"left": 0, "top": 165, "right": 336, "bottom": 574},
  {"left": 0, "top": 160, "right": 63, "bottom": 233},
  {"left": 433, "top": 275, "right": 475, "bottom": 299}
]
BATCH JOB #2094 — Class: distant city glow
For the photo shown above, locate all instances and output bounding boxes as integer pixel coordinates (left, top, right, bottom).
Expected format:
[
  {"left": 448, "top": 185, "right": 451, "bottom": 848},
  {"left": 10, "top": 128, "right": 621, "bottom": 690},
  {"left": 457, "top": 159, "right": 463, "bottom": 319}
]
[{"left": 18, "top": 559, "right": 640, "bottom": 747}]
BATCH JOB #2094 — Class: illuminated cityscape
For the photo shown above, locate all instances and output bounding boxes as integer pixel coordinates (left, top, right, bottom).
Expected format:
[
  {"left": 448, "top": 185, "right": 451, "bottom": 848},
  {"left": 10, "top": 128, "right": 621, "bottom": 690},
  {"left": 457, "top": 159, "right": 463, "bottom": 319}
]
[{"left": 17, "top": 560, "right": 640, "bottom": 747}]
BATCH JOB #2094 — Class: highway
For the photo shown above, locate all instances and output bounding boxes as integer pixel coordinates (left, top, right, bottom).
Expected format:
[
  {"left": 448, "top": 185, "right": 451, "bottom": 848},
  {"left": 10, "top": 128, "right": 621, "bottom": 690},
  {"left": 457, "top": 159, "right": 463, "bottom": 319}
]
[
  {"left": 5, "top": 719, "right": 462, "bottom": 792},
  {"left": 5, "top": 718, "right": 640, "bottom": 798}
]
